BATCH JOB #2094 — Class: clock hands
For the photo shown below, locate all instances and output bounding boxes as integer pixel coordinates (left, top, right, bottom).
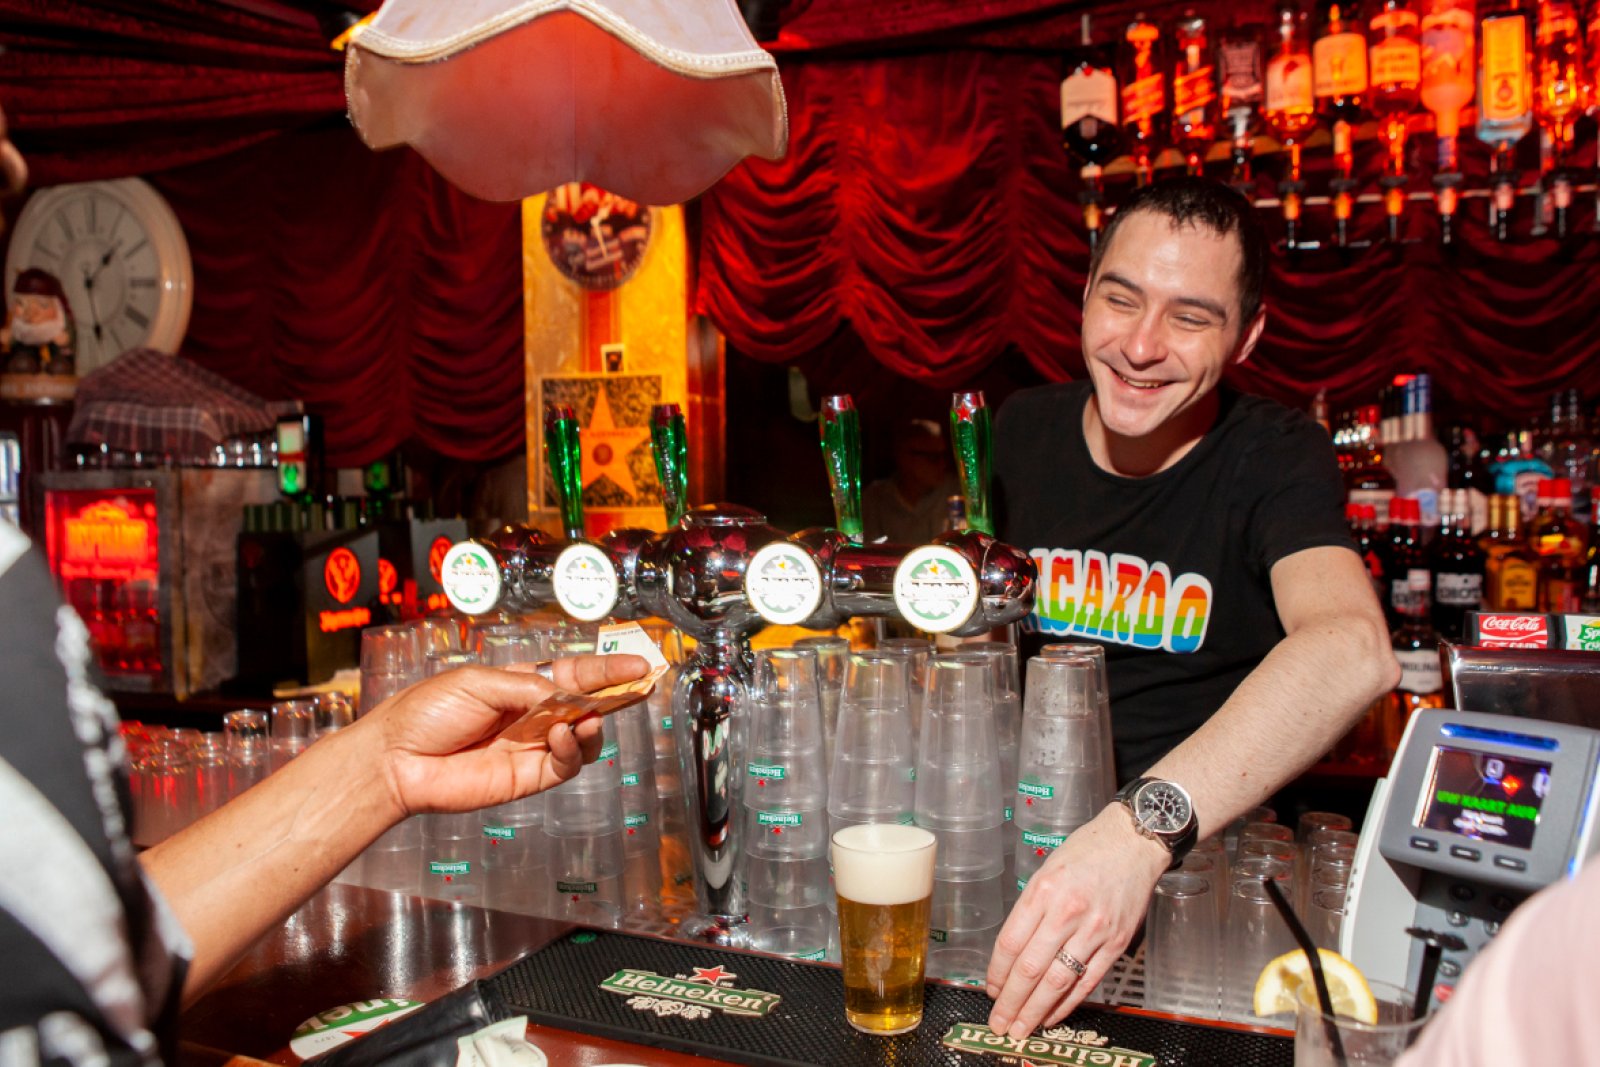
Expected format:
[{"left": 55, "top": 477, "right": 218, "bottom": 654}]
[
  {"left": 80, "top": 263, "right": 107, "bottom": 343},
  {"left": 85, "top": 241, "right": 120, "bottom": 287}
]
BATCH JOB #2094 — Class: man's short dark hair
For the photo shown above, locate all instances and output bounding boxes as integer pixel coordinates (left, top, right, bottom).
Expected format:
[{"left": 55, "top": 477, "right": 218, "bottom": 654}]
[{"left": 1088, "top": 176, "right": 1268, "bottom": 329}]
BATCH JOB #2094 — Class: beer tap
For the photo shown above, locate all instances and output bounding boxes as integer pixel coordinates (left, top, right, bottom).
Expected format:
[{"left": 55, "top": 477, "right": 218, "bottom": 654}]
[{"left": 650, "top": 402, "right": 690, "bottom": 528}]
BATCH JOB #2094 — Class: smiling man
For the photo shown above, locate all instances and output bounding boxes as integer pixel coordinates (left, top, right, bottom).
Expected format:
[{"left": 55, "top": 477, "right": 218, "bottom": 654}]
[{"left": 985, "top": 177, "right": 1399, "bottom": 1037}]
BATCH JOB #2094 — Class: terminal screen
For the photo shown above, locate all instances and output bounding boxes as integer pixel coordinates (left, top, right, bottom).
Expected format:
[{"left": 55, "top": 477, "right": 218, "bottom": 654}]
[{"left": 1419, "top": 746, "right": 1550, "bottom": 851}]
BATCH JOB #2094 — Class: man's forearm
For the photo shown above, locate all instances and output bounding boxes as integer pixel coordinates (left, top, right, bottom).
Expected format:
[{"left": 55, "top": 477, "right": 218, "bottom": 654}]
[
  {"left": 1145, "top": 614, "right": 1400, "bottom": 840},
  {"left": 139, "top": 716, "right": 401, "bottom": 1003}
]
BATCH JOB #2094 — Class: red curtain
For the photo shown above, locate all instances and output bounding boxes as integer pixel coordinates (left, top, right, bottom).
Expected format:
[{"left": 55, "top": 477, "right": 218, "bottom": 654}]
[
  {"left": 0, "top": 0, "right": 525, "bottom": 465},
  {"left": 701, "top": 6, "right": 1600, "bottom": 423}
]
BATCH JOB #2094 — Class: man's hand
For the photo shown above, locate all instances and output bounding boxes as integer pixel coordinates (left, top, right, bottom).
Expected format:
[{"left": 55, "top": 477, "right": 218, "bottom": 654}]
[
  {"left": 986, "top": 805, "right": 1170, "bottom": 1039},
  {"left": 371, "top": 653, "right": 650, "bottom": 819}
]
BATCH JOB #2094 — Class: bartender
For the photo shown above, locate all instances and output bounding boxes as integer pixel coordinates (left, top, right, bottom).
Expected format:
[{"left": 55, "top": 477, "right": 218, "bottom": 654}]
[{"left": 985, "top": 176, "right": 1399, "bottom": 1038}]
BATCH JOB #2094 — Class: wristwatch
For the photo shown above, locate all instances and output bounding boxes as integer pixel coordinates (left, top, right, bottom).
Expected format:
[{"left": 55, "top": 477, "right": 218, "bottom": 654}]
[{"left": 1113, "top": 776, "right": 1198, "bottom": 870}]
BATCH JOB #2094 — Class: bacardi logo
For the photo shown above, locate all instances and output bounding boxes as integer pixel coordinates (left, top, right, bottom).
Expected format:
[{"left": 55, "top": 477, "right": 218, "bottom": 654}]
[
  {"left": 940, "top": 1022, "right": 1156, "bottom": 1067},
  {"left": 600, "top": 965, "right": 782, "bottom": 1021},
  {"left": 324, "top": 547, "right": 361, "bottom": 605},
  {"left": 1474, "top": 613, "right": 1551, "bottom": 648}
]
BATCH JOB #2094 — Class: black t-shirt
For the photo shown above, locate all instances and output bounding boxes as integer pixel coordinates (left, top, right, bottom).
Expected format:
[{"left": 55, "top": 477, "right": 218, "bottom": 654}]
[
  {"left": 994, "top": 381, "right": 1353, "bottom": 780},
  {"left": 0, "top": 524, "right": 188, "bottom": 1065}
]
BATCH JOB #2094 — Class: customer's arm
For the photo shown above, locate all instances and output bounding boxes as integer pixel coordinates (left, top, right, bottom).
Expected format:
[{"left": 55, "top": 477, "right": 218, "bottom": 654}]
[
  {"left": 986, "top": 545, "right": 1399, "bottom": 1037},
  {"left": 139, "top": 654, "right": 648, "bottom": 1003}
]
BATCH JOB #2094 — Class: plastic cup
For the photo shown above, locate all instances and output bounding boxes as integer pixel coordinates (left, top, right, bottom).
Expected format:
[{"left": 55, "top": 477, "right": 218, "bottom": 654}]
[
  {"left": 1145, "top": 871, "right": 1220, "bottom": 1019},
  {"left": 1294, "top": 981, "right": 1428, "bottom": 1066},
  {"left": 361, "top": 622, "right": 422, "bottom": 675},
  {"left": 828, "top": 652, "right": 916, "bottom": 834},
  {"left": 913, "top": 657, "right": 1002, "bottom": 832},
  {"left": 1038, "top": 643, "right": 1117, "bottom": 801}
]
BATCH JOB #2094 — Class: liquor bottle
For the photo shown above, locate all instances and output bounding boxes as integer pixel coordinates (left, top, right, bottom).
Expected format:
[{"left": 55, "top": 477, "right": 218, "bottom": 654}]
[
  {"left": 1062, "top": 13, "right": 1123, "bottom": 249},
  {"left": 1420, "top": 0, "right": 1477, "bottom": 240},
  {"left": 1537, "top": 387, "right": 1595, "bottom": 520},
  {"left": 1315, "top": 1, "right": 1371, "bottom": 244},
  {"left": 1386, "top": 495, "right": 1445, "bottom": 751},
  {"left": 1265, "top": 2, "right": 1319, "bottom": 242},
  {"left": 1581, "top": 496, "right": 1600, "bottom": 611},
  {"left": 1121, "top": 13, "right": 1168, "bottom": 184},
  {"left": 1535, "top": 1, "right": 1585, "bottom": 235},
  {"left": 1386, "top": 496, "right": 1431, "bottom": 621},
  {"left": 1346, "top": 404, "right": 1398, "bottom": 526},
  {"left": 1431, "top": 489, "right": 1486, "bottom": 641},
  {"left": 1478, "top": 0, "right": 1535, "bottom": 239},
  {"left": 1531, "top": 477, "right": 1586, "bottom": 611},
  {"left": 1490, "top": 428, "right": 1554, "bottom": 522},
  {"left": 1350, "top": 502, "right": 1390, "bottom": 606},
  {"left": 1388, "top": 374, "right": 1449, "bottom": 526},
  {"left": 1480, "top": 493, "right": 1540, "bottom": 607},
  {"left": 1171, "top": 12, "right": 1218, "bottom": 175},
  {"left": 1446, "top": 423, "right": 1492, "bottom": 533},
  {"left": 1218, "top": 13, "right": 1266, "bottom": 184},
  {"left": 1370, "top": 0, "right": 1424, "bottom": 237}
]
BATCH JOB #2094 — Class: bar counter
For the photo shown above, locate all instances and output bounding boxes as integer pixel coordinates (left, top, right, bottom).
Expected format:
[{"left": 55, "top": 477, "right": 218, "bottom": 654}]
[{"left": 179, "top": 883, "right": 1292, "bottom": 1067}]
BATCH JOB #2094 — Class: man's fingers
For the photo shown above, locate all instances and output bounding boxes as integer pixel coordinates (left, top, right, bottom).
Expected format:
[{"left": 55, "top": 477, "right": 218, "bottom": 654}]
[
  {"left": 1002, "top": 948, "right": 1090, "bottom": 1040},
  {"left": 551, "top": 653, "right": 649, "bottom": 694},
  {"left": 1041, "top": 945, "right": 1115, "bottom": 1029},
  {"left": 543, "top": 722, "right": 585, "bottom": 783},
  {"left": 986, "top": 897, "right": 1044, "bottom": 999},
  {"left": 572, "top": 716, "right": 604, "bottom": 763}
]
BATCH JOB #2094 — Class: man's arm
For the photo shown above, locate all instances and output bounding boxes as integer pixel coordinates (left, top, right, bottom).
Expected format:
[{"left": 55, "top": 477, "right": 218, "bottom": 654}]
[
  {"left": 140, "top": 655, "right": 647, "bottom": 1003},
  {"left": 986, "top": 544, "right": 1399, "bottom": 1038}
]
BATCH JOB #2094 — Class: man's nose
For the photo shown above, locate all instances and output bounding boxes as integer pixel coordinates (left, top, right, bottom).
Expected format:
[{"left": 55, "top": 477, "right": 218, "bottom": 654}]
[{"left": 1122, "top": 310, "right": 1166, "bottom": 368}]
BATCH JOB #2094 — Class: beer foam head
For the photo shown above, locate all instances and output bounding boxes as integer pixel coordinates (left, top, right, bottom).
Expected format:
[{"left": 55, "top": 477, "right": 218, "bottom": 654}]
[{"left": 831, "top": 823, "right": 936, "bottom": 905}]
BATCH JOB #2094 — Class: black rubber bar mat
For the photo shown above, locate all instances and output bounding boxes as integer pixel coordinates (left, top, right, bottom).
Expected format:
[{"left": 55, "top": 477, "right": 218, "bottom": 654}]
[{"left": 486, "top": 928, "right": 1293, "bottom": 1067}]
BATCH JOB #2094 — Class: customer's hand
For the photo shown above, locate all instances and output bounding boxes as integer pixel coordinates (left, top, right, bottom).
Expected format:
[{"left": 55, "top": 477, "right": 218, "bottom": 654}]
[
  {"left": 986, "top": 805, "right": 1169, "bottom": 1038},
  {"left": 370, "top": 654, "right": 650, "bottom": 818}
]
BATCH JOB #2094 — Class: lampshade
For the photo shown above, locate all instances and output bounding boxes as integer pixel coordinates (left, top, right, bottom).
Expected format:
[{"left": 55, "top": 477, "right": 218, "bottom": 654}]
[{"left": 344, "top": 0, "right": 789, "bottom": 205}]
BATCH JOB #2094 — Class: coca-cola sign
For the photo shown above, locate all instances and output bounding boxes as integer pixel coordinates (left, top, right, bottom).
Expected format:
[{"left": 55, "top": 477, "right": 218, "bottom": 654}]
[{"left": 1470, "top": 613, "right": 1551, "bottom": 648}]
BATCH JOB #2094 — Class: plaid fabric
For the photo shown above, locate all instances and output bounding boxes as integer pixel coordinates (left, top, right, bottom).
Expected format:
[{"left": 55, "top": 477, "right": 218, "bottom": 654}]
[{"left": 66, "top": 348, "right": 298, "bottom": 458}]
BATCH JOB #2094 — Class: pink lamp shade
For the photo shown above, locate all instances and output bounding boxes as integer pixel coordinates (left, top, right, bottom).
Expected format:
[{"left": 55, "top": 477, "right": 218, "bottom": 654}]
[{"left": 344, "top": 0, "right": 789, "bottom": 205}]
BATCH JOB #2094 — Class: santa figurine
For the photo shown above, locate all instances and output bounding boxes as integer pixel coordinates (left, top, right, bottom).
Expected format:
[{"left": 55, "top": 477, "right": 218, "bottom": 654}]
[{"left": 2, "top": 268, "right": 76, "bottom": 378}]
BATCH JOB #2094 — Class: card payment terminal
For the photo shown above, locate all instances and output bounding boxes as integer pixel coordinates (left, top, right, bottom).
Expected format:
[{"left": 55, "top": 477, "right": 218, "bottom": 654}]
[{"left": 1344, "top": 708, "right": 1600, "bottom": 1011}]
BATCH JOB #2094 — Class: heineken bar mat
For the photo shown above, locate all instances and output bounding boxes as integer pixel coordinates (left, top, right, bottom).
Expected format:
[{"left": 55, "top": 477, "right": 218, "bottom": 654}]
[{"left": 486, "top": 928, "right": 1292, "bottom": 1067}]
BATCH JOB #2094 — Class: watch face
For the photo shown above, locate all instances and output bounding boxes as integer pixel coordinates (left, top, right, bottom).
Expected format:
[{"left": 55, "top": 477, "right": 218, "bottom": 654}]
[
  {"left": 1135, "top": 782, "right": 1193, "bottom": 834},
  {"left": 540, "top": 182, "right": 652, "bottom": 290}
]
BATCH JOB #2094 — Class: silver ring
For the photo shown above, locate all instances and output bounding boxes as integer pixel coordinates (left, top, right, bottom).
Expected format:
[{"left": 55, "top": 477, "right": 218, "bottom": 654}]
[{"left": 1055, "top": 949, "right": 1087, "bottom": 977}]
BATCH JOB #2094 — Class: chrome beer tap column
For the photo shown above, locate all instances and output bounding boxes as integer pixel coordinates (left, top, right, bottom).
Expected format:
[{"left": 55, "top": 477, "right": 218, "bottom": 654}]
[{"left": 634, "top": 503, "right": 788, "bottom": 944}]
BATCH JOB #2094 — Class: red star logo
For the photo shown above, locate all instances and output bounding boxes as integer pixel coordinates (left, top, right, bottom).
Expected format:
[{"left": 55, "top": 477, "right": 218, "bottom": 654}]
[
  {"left": 1025, "top": 797, "right": 1034, "bottom": 806},
  {"left": 757, "top": 778, "right": 768, "bottom": 787},
  {"left": 771, "top": 826, "right": 783, "bottom": 834},
  {"left": 571, "top": 894, "right": 580, "bottom": 902},
  {"left": 1035, "top": 847, "right": 1047, "bottom": 857},
  {"left": 626, "top": 827, "right": 636, "bottom": 836},
  {"left": 691, "top": 965, "right": 734, "bottom": 985},
  {"left": 444, "top": 875, "right": 454, "bottom": 883}
]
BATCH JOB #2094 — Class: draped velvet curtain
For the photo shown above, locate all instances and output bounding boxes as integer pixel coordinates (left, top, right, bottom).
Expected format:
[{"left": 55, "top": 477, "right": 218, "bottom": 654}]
[
  {"left": 701, "top": 1, "right": 1600, "bottom": 422},
  {"left": 0, "top": 0, "right": 525, "bottom": 465}
]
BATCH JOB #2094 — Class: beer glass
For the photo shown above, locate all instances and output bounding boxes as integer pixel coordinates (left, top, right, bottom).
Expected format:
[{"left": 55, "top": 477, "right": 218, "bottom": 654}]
[{"left": 831, "top": 823, "right": 937, "bottom": 1036}]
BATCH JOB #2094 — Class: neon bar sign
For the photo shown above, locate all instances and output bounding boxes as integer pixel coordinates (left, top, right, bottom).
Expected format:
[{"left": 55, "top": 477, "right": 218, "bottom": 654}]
[{"left": 49, "top": 490, "right": 160, "bottom": 583}]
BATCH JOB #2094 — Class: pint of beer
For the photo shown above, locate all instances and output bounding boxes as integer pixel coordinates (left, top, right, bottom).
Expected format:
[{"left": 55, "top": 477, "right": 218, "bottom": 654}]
[{"left": 831, "top": 823, "right": 937, "bottom": 1035}]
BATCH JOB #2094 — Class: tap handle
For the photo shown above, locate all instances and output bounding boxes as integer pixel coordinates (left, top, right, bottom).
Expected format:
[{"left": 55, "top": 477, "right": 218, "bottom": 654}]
[
  {"left": 950, "top": 391, "right": 994, "bottom": 536},
  {"left": 650, "top": 403, "right": 690, "bottom": 528},
  {"left": 819, "top": 394, "right": 864, "bottom": 543},
  {"left": 544, "top": 403, "right": 585, "bottom": 541}
]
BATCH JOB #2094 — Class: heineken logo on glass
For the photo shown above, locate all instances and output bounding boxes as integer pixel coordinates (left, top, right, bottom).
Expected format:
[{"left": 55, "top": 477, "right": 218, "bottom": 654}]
[
  {"left": 1018, "top": 781, "right": 1055, "bottom": 800},
  {"left": 557, "top": 880, "right": 598, "bottom": 894},
  {"left": 625, "top": 812, "right": 651, "bottom": 829},
  {"left": 482, "top": 826, "right": 516, "bottom": 840},
  {"left": 439, "top": 542, "right": 501, "bottom": 614},
  {"left": 429, "top": 861, "right": 470, "bottom": 875},
  {"left": 600, "top": 965, "right": 782, "bottom": 1021},
  {"left": 748, "top": 762, "right": 787, "bottom": 784},
  {"left": 793, "top": 948, "right": 827, "bottom": 961},
  {"left": 552, "top": 543, "right": 619, "bottom": 622},
  {"left": 756, "top": 810, "right": 803, "bottom": 833},
  {"left": 599, "top": 742, "right": 620, "bottom": 763},
  {"left": 892, "top": 546, "right": 979, "bottom": 634},
  {"left": 1022, "top": 829, "right": 1067, "bottom": 856},
  {"left": 940, "top": 1023, "right": 1156, "bottom": 1067},
  {"left": 660, "top": 716, "right": 672, "bottom": 731},
  {"left": 620, "top": 772, "right": 640, "bottom": 786},
  {"left": 743, "top": 541, "right": 824, "bottom": 626}
]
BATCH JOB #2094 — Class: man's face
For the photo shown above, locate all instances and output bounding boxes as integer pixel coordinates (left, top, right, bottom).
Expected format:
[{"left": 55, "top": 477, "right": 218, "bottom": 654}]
[{"left": 1080, "top": 211, "right": 1263, "bottom": 441}]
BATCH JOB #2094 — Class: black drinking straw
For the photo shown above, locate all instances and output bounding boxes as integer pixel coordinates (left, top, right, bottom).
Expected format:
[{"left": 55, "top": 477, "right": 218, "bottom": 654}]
[
  {"left": 1405, "top": 927, "right": 1467, "bottom": 1037},
  {"left": 1261, "top": 876, "right": 1347, "bottom": 1067}
]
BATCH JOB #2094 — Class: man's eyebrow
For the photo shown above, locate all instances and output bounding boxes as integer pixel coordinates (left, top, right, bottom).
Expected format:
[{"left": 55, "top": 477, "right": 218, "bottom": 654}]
[{"left": 1096, "top": 270, "right": 1230, "bottom": 324}]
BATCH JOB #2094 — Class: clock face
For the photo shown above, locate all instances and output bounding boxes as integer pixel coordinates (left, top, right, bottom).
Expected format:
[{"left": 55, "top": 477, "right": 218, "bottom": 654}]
[
  {"left": 540, "top": 182, "right": 652, "bottom": 290},
  {"left": 5, "top": 178, "right": 192, "bottom": 377}
]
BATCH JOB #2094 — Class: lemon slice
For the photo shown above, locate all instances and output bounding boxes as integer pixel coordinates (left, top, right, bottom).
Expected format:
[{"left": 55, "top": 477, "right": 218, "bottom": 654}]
[{"left": 1253, "top": 948, "right": 1379, "bottom": 1024}]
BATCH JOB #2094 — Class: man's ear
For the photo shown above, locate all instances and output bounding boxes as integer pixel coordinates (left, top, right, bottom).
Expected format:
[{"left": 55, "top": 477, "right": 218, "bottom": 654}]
[{"left": 1233, "top": 305, "right": 1267, "bottom": 367}]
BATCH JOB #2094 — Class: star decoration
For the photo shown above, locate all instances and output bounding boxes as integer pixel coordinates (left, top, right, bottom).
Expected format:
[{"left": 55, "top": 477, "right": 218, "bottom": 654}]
[
  {"left": 691, "top": 965, "right": 735, "bottom": 985},
  {"left": 579, "top": 385, "right": 651, "bottom": 498},
  {"left": 770, "top": 826, "right": 783, "bottom": 834},
  {"left": 1025, "top": 797, "right": 1034, "bottom": 806},
  {"left": 1035, "top": 847, "right": 1047, "bottom": 857},
  {"left": 626, "top": 827, "right": 636, "bottom": 836},
  {"left": 756, "top": 778, "right": 768, "bottom": 787}
]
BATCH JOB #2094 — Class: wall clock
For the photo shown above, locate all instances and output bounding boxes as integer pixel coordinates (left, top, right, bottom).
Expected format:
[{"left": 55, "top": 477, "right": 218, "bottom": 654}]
[
  {"left": 5, "top": 177, "right": 193, "bottom": 377},
  {"left": 540, "top": 182, "right": 652, "bottom": 291}
]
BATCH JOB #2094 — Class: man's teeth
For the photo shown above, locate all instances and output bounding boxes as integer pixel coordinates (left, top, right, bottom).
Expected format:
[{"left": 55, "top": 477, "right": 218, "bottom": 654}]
[{"left": 1116, "top": 370, "right": 1166, "bottom": 390}]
